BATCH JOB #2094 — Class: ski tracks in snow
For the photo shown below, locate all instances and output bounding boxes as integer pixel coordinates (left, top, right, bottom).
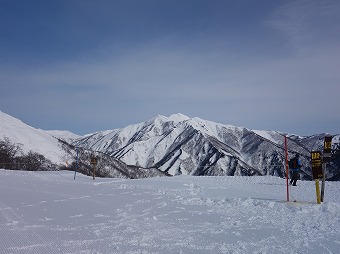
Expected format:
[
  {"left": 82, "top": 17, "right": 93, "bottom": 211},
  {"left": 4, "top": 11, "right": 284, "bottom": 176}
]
[
  {"left": 0, "top": 200, "right": 61, "bottom": 254},
  {"left": 1, "top": 170, "right": 340, "bottom": 253}
]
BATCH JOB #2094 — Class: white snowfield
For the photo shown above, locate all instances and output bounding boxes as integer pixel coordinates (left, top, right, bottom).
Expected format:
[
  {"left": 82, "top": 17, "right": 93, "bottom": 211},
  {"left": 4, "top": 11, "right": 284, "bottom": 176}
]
[{"left": 1, "top": 170, "right": 340, "bottom": 254}]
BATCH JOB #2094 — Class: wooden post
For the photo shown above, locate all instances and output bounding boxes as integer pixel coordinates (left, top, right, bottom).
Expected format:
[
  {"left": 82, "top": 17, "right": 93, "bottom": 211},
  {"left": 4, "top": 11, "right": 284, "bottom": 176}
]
[
  {"left": 93, "top": 163, "right": 96, "bottom": 180},
  {"left": 321, "top": 135, "right": 332, "bottom": 202},
  {"left": 315, "top": 179, "right": 321, "bottom": 204},
  {"left": 311, "top": 151, "right": 323, "bottom": 204},
  {"left": 90, "top": 156, "right": 97, "bottom": 180}
]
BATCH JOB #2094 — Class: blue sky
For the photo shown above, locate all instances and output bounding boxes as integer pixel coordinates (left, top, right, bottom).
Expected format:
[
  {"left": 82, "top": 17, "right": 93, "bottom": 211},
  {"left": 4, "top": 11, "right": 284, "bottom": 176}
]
[{"left": 1, "top": 0, "right": 339, "bottom": 136}]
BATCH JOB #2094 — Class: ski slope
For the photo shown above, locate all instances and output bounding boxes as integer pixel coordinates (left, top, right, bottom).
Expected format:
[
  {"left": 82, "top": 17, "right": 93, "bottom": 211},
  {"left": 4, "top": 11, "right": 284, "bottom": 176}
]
[{"left": 1, "top": 169, "right": 340, "bottom": 253}]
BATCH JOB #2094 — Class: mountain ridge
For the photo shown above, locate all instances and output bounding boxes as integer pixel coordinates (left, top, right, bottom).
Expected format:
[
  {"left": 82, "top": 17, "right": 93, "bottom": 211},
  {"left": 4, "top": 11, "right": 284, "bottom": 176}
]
[
  {"left": 1, "top": 111, "right": 339, "bottom": 179},
  {"left": 73, "top": 113, "right": 339, "bottom": 179}
]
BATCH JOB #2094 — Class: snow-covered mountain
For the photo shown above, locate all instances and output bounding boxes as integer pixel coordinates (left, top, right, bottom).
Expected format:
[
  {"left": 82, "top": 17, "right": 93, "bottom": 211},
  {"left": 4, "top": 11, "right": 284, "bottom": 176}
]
[
  {"left": 0, "top": 111, "right": 71, "bottom": 165},
  {"left": 0, "top": 111, "right": 166, "bottom": 178},
  {"left": 1, "top": 111, "right": 338, "bottom": 180},
  {"left": 74, "top": 113, "right": 340, "bottom": 180}
]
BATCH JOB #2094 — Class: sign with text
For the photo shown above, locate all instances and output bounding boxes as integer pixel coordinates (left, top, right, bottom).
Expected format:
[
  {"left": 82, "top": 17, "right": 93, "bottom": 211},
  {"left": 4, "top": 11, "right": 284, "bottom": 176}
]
[
  {"left": 90, "top": 157, "right": 97, "bottom": 165},
  {"left": 311, "top": 151, "right": 323, "bottom": 179},
  {"left": 323, "top": 135, "right": 332, "bottom": 163}
]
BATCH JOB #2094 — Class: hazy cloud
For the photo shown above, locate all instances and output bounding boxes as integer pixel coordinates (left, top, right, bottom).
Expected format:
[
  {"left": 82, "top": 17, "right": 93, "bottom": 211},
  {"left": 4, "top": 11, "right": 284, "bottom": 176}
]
[{"left": 1, "top": 0, "right": 339, "bottom": 135}]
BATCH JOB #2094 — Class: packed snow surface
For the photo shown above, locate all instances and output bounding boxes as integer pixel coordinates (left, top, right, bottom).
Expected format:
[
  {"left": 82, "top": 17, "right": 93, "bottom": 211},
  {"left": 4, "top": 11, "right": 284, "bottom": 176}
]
[{"left": 1, "top": 170, "right": 340, "bottom": 254}]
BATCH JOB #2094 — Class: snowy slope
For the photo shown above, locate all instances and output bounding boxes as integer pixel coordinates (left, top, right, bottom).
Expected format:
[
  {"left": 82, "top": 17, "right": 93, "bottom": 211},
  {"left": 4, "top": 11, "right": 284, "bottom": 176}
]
[
  {"left": 0, "top": 111, "right": 70, "bottom": 164},
  {"left": 74, "top": 113, "right": 340, "bottom": 179},
  {"left": 46, "top": 130, "right": 80, "bottom": 144},
  {"left": 1, "top": 169, "right": 340, "bottom": 253}
]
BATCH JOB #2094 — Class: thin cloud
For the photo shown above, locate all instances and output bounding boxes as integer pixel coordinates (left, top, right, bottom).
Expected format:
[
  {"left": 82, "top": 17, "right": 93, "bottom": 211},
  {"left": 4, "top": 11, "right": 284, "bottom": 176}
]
[{"left": 266, "top": 0, "right": 340, "bottom": 53}]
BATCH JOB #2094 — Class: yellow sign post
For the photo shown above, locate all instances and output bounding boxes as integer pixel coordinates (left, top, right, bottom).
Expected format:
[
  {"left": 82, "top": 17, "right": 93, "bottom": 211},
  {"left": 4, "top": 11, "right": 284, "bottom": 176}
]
[
  {"left": 315, "top": 179, "right": 321, "bottom": 204},
  {"left": 311, "top": 151, "right": 323, "bottom": 204}
]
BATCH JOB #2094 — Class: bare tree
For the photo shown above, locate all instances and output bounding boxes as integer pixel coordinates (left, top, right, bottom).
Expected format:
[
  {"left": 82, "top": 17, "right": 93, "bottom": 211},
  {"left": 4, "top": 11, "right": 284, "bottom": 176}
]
[{"left": 0, "top": 138, "right": 23, "bottom": 169}]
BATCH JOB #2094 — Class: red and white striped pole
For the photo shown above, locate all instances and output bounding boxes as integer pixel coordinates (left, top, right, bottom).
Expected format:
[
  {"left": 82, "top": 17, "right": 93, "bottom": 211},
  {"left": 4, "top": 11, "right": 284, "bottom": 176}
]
[{"left": 284, "top": 135, "right": 289, "bottom": 202}]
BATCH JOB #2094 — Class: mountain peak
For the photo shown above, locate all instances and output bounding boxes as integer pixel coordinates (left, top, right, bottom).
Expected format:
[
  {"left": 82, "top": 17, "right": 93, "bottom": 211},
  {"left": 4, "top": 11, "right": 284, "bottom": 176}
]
[
  {"left": 148, "top": 113, "right": 191, "bottom": 125},
  {"left": 168, "top": 113, "right": 190, "bottom": 122}
]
